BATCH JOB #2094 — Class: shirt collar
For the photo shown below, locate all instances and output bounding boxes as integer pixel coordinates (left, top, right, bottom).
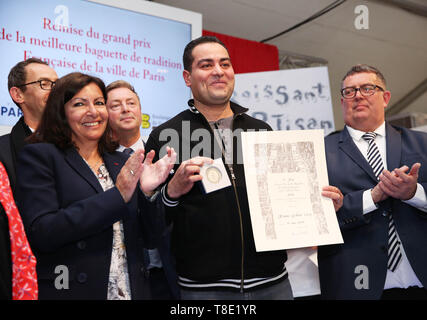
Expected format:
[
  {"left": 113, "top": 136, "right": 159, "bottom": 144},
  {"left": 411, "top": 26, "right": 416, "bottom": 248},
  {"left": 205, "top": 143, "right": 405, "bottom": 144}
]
[
  {"left": 346, "top": 122, "right": 386, "bottom": 142},
  {"left": 117, "top": 137, "right": 144, "bottom": 152}
]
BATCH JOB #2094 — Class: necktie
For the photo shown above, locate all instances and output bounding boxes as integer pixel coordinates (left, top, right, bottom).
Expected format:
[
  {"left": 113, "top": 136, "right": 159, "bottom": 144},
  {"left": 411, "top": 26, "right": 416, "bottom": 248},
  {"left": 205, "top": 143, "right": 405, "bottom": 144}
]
[
  {"left": 362, "top": 132, "right": 402, "bottom": 272},
  {"left": 0, "top": 162, "right": 38, "bottom": 299},
  {"left": 122, "top": 148, "right": 134, "bottom": 155}
]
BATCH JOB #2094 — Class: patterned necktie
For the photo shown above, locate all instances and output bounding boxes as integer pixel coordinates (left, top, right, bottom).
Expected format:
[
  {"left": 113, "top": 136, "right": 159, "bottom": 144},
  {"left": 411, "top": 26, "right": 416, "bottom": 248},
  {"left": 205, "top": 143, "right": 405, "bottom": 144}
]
[
  {"left": 0, "top": 162, "right": 38, "bottom": 299},
  {"left": 122, "top": 148, "right": 134, "bottom": 155},
  {"left": 362, "top": 132, "right": 402, "bottom": 272}
]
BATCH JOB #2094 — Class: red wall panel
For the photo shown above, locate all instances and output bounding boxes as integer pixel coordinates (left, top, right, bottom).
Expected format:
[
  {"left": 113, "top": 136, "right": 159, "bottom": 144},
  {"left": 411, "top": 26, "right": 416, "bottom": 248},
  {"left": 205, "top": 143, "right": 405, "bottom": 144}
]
[{"left": 202, "top": 30, "right": 279, "bottom": 74}]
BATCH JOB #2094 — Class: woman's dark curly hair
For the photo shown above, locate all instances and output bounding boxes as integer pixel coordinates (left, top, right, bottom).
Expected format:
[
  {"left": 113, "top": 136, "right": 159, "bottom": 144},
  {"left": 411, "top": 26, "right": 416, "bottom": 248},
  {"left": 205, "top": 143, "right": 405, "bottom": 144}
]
[{"left": 29, "top": 72, "right": 118, "bottom": 153}]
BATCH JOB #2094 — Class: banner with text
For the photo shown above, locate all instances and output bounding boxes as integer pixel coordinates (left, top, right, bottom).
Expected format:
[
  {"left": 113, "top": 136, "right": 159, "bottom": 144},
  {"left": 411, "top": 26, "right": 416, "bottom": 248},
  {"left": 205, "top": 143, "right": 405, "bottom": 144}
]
[
  {"left": 0, "top": 0, "right": 192, "bottom": 136},
  {"left": 233, "top": 66, "right": 335, "bottom": 135}
]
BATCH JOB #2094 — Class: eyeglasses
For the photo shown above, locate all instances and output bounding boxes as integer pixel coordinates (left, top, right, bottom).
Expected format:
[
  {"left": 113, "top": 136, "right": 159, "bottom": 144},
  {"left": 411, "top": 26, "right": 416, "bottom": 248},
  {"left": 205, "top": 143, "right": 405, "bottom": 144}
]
[
  {"left": 17, "top": 79, "right": 56, "bottom": 90},
  {"left": 341, "top": 84, "right": 384, "bottom": 99}
]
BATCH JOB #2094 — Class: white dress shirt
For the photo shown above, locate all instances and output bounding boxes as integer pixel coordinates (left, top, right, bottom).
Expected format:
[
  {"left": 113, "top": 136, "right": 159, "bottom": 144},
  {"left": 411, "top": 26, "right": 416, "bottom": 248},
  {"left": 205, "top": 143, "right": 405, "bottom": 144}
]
[
  {"left": 117, "top": 138, "right": 145, "bottom": 153},
  {"left": 346, "top": 122, "right": 425, "bottom": 289}
]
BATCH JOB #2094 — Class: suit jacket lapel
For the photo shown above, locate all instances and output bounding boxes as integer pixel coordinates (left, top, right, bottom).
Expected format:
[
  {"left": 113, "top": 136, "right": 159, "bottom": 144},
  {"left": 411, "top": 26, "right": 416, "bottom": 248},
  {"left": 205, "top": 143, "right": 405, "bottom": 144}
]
[
  {"left": 338, "top": 127, "right": 379, "bottom": 183},
  {"left": 10, "top": 117, "right": 32, "bottom": 156},
  {"left": 103, "top": 152, "right": 125, "bottom": 184},
  {"left": 64, "top": 147, "right": 104, "bottom": 193},
  {"left": 8, "top": 117, "right": 32, "bottom": 184},
  {"left": 64, "top": 148, "right": 126, "bottom": 192},
  {"left": 385, "top": 123, "right": 402, "bottom": 171}
]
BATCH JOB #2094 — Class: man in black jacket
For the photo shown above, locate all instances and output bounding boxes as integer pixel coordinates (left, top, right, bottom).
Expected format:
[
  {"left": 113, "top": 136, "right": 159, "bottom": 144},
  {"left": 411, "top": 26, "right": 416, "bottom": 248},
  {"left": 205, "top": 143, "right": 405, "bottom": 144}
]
[
  {"left": 145, "top": 36, "right": 292, "bottom": 299},
  {"left": 0, "top": 58, "right": 57, "bottom": 299},
  {"left": 0, "top": 58, "right": 57, "bottom": 196}
]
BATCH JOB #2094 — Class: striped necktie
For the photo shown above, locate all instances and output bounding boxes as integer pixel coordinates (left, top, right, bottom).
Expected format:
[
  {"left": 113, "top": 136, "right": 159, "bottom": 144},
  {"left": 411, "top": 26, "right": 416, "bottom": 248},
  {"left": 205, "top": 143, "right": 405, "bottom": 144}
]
[{"left": 362, "top": 132, "right": 402, "bottom": 272}]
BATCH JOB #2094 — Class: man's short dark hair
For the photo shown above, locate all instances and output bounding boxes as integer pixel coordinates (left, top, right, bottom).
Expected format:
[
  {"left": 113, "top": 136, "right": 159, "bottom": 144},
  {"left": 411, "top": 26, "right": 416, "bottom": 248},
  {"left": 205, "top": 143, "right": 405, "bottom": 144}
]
[
  {"left": 8, "top": 58, "right": 51, "bottom": 109},
  {"left": 8, "top": 58, "right": 49, "bottom": 92},
  {"left": 183, "top": 36, "right": 229, "bottom": 72},
  {"left": 342, "top": 64, "right": 387, "bottom": 88}
]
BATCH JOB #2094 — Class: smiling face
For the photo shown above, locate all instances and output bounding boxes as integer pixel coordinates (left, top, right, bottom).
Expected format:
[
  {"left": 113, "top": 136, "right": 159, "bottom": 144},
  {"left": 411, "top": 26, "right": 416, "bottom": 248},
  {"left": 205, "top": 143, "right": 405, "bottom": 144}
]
[
  {"left": 64, "top": 82, "right": 108, "bottom": 149},
  {"left": 341, "top": 72, "right": 391, "bottom": 132},
  {"left": 183, "top": 42, "right": 235, "bottom": 107},
  {"left": 106, "top": 87, "right": 142, "bottom": 137}
]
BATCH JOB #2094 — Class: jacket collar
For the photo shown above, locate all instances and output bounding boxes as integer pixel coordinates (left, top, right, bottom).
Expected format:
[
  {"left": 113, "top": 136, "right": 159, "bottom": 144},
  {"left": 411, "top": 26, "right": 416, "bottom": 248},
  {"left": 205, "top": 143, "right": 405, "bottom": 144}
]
[
  {"left": 10, "top": 116, "right": 32, "bottom": 157},
  {"left": 385, "top": 122, "right": 401, "bottom": 173},
  {"left": 187, "top": 99, "right": 249, "bottom": 116},
  {"left": 338, "top": 122, "right": 402, "bottom": 183},
  {"left": 338, "top": 126, "right": 378, "bottom": 182},
  {"left": 64, "top": 147, "right": 124, "bottom": 193}
]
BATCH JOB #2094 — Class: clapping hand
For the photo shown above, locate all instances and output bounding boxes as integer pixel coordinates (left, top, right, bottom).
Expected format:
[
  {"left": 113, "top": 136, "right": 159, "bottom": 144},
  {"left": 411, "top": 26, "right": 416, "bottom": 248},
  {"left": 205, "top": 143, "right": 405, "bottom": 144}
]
[
  {"left": 116, "top": 149, "right": 145, "bottom": 203},
  {"left": 139, "top": 147, "right": 177, "bottom": 195},
  {"left": 378, "top": 163, "right": 421, "bottom": 200}
]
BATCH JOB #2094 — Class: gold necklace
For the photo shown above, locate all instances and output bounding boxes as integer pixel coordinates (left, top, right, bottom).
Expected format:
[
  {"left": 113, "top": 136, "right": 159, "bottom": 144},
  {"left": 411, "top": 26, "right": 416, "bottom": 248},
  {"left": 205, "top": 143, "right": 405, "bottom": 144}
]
[
  {"left": 90, "top": 158, "right": 103, "bottom": 173},
  {"left": 83, "top": 156, "right": 103, "bottom": 175}
]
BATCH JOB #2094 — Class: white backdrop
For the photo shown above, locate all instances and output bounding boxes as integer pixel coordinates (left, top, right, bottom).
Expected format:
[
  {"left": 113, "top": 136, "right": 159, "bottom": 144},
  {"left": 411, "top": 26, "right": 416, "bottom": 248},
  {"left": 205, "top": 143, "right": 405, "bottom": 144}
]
[{"left": 233, "top": 66, "right": 335, "bottom": 136}]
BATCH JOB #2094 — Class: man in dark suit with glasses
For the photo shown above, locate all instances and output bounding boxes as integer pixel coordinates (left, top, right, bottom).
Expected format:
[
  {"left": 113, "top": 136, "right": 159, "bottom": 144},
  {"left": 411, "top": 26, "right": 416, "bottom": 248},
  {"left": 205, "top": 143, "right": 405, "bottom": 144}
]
[
  {"left": 318, "top": 64, "right": 427, "bottom": 300},
  {"left": 0, "top": 58, "right": 57, "bottom": 299}
]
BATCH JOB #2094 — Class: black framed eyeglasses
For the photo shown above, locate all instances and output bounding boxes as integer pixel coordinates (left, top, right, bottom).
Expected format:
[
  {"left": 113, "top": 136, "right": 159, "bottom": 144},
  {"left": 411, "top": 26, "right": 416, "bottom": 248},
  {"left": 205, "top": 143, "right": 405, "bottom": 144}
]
[
  {"left": 341, "top": 84, "right": 384, "bottom": 99},
  {"left": 17, "top": 79, "right": 56, "bottom": 90}
]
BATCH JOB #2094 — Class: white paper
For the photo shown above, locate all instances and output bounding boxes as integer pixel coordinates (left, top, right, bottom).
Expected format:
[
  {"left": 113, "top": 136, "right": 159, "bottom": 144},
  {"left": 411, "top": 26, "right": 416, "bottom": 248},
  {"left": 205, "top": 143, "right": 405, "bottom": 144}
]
[
  {"left": 241, "top": 129, "right": 343, "bottom": 251},
  {"left": 285, "top": 247, "right": 320, "bottom": 298}
]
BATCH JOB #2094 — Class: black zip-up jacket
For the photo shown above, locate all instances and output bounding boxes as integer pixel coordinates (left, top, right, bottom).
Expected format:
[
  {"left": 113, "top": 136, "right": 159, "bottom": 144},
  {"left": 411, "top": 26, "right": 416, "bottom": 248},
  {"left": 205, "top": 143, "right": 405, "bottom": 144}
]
[{"left": 145, "top": 100, "right": 287, "bottom": 287}]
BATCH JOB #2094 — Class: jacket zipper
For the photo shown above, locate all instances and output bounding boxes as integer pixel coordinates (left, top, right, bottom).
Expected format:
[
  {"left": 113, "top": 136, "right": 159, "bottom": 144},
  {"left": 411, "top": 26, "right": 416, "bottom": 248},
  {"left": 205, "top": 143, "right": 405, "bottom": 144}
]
[
  {"left": 228, "top": 165, "right": 245, "bottom": 293},
  {"left": 213, "top": 118, "right": 245, "bottom": 293}
]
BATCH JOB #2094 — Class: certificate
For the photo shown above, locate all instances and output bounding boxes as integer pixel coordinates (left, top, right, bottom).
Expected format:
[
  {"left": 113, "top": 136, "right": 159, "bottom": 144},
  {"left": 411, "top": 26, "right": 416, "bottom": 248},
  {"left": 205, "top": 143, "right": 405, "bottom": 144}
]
[{"left": 241, "top": 129, "right": 343, "bottom": 251}]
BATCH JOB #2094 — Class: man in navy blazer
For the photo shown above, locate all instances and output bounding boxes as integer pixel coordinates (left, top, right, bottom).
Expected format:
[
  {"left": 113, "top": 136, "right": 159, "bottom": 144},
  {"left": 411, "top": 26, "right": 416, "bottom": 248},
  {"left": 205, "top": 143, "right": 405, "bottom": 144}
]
[
  {"left": 106, "top": 80, "right": 180, "bottom": 299},
  {"left": 318, "top": 64, "right": 427, "bottom": 299}
]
